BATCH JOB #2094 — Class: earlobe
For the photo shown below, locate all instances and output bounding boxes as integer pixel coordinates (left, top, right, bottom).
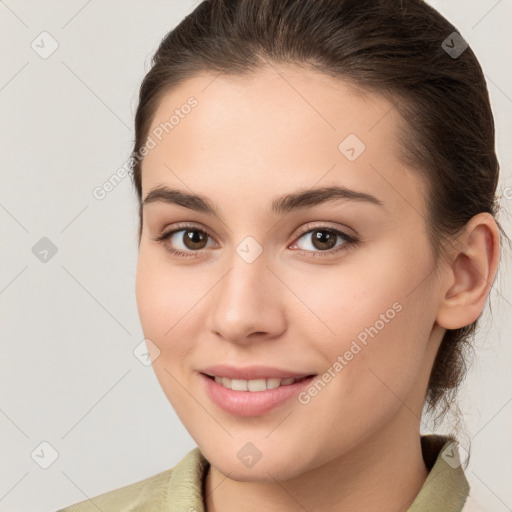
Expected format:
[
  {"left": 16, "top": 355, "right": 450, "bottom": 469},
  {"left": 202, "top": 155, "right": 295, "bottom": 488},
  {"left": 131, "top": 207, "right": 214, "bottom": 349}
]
[{"left": 436, "top": 212, "right": 500, "bottom": 330}]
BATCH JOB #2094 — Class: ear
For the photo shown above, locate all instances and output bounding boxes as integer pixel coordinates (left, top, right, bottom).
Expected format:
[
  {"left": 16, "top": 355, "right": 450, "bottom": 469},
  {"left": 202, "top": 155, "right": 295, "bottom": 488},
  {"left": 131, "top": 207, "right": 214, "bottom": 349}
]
[{"left": 436, "top": 212, "right": 500, "bottom": 330}]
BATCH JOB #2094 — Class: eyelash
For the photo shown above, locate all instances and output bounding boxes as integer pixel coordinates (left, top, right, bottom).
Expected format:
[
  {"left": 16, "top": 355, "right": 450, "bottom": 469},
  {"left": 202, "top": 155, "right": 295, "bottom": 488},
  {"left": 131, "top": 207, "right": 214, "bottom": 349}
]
[{"left": 151, "top": 222, "right": 358, "bottom": 259}]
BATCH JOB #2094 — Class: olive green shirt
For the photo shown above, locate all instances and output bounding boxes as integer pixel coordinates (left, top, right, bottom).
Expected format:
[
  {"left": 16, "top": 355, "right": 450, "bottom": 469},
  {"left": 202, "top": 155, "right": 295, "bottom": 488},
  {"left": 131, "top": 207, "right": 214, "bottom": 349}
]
[{"left": 56, "top": 434, "right": 471, "bottom": 511}]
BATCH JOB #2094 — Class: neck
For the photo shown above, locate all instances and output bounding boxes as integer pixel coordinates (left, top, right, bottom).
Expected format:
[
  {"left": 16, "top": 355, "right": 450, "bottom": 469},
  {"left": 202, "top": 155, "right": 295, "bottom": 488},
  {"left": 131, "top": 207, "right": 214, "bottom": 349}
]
[{"left": 204, "top": 412, "right": 429, "bottom": 512}]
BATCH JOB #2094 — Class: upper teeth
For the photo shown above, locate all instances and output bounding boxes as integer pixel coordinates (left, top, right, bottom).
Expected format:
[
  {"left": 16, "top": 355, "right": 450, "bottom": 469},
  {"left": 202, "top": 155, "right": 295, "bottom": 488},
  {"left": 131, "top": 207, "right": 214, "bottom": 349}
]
[{"left": 213, "top": 376, "right": 301, "bottom": 391}]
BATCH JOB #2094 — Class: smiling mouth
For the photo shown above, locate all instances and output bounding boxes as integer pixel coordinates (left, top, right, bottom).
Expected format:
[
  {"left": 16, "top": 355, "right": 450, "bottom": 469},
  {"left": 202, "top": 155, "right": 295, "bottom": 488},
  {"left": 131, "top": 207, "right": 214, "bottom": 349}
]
[{"left": 202, "top": 373, "right": 316, "bottom": 392}]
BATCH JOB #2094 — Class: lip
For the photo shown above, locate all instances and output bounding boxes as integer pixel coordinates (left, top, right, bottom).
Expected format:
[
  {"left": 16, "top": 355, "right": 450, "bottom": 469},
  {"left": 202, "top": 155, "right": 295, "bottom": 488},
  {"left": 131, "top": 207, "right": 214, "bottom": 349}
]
[
  {"left": 200, "top": 364, "right": 315, "bottom": 380},
  {"left": 200, "top": 372, "right": 316, "bottom": 417}
]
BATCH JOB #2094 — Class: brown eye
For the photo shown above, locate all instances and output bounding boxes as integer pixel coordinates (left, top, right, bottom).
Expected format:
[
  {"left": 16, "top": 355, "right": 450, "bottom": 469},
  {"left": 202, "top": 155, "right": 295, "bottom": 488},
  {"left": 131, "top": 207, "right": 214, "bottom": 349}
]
[
  {"left": 152, "top": 224, "right": 217, "bottom": 258},
  {"left": 153, "top": 223, "right": 357, "bottom": 260},
  {"left": 181, "top": 229, "right": 209, "bottom": 250},
  {"left": 291, "top": 226, "right": 357, "bottom": 258},
  {"left": 309, "top": 229, "right": 338, "bottom": 251}
]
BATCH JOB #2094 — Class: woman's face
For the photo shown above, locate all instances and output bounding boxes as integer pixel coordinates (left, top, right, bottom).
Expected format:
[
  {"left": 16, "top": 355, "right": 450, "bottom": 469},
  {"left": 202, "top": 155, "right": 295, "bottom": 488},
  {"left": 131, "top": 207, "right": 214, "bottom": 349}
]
[{"left": 135, "top": 64, "right": 445, "bottom": 480}]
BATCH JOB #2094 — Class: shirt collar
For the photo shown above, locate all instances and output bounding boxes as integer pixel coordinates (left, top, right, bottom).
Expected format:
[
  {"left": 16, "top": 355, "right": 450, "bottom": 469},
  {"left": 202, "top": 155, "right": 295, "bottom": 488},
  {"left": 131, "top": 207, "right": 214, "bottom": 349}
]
[
  {"left": 165, "top": 434, "right": 469, "bottom": 512},
  {"left": 408, "top": 434, "right": 470, "bottom": 511}
]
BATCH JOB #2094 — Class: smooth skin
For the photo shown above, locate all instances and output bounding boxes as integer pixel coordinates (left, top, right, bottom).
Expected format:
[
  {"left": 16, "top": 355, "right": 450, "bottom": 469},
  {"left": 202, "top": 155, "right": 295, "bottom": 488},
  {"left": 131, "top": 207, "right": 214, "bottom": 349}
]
[{"left": 135, "top": 64, "right": 500, "bottom": 512}]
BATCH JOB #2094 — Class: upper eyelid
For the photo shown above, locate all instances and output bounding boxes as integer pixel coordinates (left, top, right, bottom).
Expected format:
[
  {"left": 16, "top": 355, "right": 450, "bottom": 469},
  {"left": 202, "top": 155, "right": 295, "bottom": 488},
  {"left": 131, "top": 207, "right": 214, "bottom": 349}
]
[{"left": 295, "top": 222, "right": 354, "bottom": 237}]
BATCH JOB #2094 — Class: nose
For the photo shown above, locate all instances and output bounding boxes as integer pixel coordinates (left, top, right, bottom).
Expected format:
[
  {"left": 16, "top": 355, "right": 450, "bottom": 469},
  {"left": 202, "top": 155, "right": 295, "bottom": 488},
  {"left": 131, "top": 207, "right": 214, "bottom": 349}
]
[{"left": 206, "top": 252, "right": 287, "bottom": 345}]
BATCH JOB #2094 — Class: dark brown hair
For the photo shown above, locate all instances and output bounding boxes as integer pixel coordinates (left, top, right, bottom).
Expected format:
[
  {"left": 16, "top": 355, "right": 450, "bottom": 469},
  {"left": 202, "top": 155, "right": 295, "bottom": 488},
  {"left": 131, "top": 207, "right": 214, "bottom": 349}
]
[{"left": 129, "top": 0, "right": 506, "bottom": 435}]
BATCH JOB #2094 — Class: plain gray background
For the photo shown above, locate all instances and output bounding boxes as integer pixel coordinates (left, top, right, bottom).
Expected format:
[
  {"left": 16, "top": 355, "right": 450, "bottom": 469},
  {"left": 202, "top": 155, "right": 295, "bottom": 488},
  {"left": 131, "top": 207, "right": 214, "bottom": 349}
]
[{"left": 0, "top": 1, "right": 511, "bottom": 511}]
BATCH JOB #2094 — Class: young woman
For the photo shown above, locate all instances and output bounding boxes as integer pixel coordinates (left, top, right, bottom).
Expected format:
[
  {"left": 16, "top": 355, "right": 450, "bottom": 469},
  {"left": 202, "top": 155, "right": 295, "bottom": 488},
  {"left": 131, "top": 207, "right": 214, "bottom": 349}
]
[{"left": 58, "top": 0, "right": 505, "bottom": 510}]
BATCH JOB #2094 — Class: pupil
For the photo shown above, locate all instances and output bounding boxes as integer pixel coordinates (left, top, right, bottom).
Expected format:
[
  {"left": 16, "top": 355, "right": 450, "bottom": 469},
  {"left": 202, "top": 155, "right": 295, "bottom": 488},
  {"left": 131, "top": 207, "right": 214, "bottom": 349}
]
[
  {"left": 185, "top": 230, "right": 207, "bottom": 249},
  {"left": 313, "top": 230, "right": 336, "bottom": 250}
]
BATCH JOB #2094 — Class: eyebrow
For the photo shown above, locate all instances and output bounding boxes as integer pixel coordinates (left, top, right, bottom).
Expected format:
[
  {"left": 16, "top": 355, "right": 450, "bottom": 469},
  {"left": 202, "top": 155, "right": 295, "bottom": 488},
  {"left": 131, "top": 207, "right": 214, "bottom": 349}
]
[{"left": 142, "top": 184, "right": 384, "bottom": 219}]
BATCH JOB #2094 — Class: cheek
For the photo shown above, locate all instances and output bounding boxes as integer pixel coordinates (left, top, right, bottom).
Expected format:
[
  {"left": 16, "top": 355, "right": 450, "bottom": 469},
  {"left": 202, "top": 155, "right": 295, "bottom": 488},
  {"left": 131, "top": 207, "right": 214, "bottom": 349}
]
[
  {"left": 135, "top": 251, "right": 200, "bottom": 411},
  {"left": 289, "top": 242, "right": 434, "bottom": 402},
  {"left": 287, "top": 256, "right": 408, "bottom": 351},
  {"left": 135, "top": 247, "right": 210, "bottom": 364},
  {"left": 135, "top": 249, "right": 182, "bottom": 354},
  {"left": 135, "top": 253, "right": 165, "bottom": 336},
  {"left": 136, "top": 246, "right": 192, "bottom": 329},
  {"left": 292, "top": 286, "right": 431, "bottom": 453}
]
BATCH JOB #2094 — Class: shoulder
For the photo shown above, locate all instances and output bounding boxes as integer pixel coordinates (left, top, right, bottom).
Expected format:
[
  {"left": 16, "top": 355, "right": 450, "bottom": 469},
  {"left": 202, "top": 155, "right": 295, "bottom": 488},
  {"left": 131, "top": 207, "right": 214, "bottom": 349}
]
[
  {"left": 55, "top": 466, "right": 174, "bottom": 512},
  {"left": 55, "top": 447, "right": 207, "bottom": 512}
]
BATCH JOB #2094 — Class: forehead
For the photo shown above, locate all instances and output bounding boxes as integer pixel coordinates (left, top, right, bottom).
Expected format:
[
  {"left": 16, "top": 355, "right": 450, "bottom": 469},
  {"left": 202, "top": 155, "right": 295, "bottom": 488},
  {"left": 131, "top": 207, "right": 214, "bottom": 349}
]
[
  {"left": 141, "top": 64, "right": 427, "bottom": 218},
  {"left": 148, "top": 63, "right": 392, "bottom": 141}
]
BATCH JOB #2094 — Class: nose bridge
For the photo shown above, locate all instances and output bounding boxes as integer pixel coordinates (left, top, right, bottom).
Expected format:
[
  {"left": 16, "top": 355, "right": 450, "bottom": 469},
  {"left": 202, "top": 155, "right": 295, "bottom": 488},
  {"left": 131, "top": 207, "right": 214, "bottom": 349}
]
[
  {"left": 221, "top": 231, "right": 271, "bottom": 299},
  {"left": 220, "top": 245, "right": 272, "bottom": 315},
  {"left": 206, "top": 243, "right": 285, "bottom": 342}
]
